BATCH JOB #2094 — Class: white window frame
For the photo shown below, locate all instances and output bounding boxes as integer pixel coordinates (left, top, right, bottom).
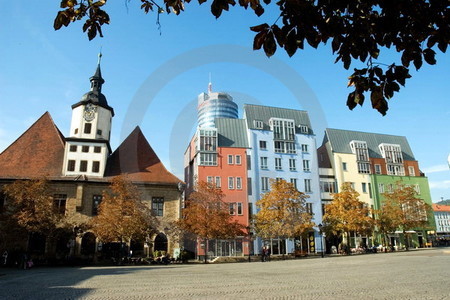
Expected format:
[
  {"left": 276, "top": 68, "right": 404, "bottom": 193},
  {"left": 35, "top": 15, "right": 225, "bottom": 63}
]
[
  {"left": 301, "top": 144, "right": 308, "bottom": 152},
  {"left": 304, "top": 179, "right": 312, "bottom": 193},
  {"left": 215, "top": 176, "right": 221, "bottom": 188},
  {"left": 260, "top": 157, "right": 268, "bottom": 170},
  {"left": 374, "top": 164, "right": 381, "bottom": 174},
  {"left": 303, "top": 160, "right": 310, "bottom": 172},
  {"left": 236, "top": 177, "right": 242, "bottom": 189},
  {"left": 235, "top": 155, "right": 241, "bottom": 165},
  {"left": 259, "top": 140, "right": 267, "bottom": 150},
  {"left": 275, "top": 158, "right": 282, "bottom": 170},
  {"left": 408, "top": 166, "right": 415, "bottom": 176},
  {"left": 228, "top": 177, "right": 234, "bottom": 189},
  {"left": 228, "top": 155, "right": 234, "bottom": 165},
  {"left": 289, "top": 159, "right": 296, "bottom": 171},
  {"left": 261, "top": 177, "right": 269, "bottom": 191}
]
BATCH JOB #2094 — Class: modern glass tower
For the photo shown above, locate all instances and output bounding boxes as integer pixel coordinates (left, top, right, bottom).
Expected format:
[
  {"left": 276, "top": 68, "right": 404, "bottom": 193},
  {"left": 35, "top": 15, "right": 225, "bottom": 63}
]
[{"left": 197, "top": 83, "right": 238, "bottom": 128}]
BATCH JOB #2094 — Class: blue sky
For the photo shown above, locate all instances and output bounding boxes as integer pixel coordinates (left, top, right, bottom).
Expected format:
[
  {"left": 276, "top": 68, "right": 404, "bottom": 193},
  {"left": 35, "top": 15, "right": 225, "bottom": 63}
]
[{"left": 1, "top": 1, "right": 449, "bottom": 201}]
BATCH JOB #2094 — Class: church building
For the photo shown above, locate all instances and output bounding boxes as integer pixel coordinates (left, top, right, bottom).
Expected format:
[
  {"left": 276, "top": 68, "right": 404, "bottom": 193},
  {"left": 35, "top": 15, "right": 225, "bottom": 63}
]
[{"left": 0, "top": 56, "right": 183, "bottom": 262}]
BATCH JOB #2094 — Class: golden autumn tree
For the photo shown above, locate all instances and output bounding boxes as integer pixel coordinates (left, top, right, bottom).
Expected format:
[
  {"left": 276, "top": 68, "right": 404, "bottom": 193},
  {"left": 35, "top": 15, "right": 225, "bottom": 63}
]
[
  {"left": 253, "top": 179, "right": 314, "bottom": 252},
  {"left": 322, "top": 182, "right": 374, "bottom": 253},
  {"left": 177, "top": 181, "right": 245, "bottom": 263},
  {"left": 2, "top": 178, "right": 63, "bottom": 251},
  {"left": 90, "top": 176, "right": 157, "bottom": 249},
  {"left": 375, "top": 196, "right": 403, "bottom": 249},
  {"left": 381, "top": 182, "right": 431, "bottom": 250}
]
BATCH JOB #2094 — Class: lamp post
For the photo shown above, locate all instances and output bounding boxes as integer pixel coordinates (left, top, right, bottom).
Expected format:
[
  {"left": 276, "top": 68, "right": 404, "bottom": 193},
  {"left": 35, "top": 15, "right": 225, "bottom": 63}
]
[{"left": 318, "top": 224, "right": 324, "bottom": 258}]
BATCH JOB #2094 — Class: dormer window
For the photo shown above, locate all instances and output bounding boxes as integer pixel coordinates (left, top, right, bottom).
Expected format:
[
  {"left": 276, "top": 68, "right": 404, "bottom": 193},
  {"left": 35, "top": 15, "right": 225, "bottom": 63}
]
[
  {"left": 254, "top": 120, "right": 264, "bottom": 129},
  {"left": 270, "top": 118, "right": 295, "bottom": 140},
  {"left": 379, "top": 143, "right": 405, "bottom": 175},
  {"left": 299, "top": 125, "right": 309, "bottom": 134}
]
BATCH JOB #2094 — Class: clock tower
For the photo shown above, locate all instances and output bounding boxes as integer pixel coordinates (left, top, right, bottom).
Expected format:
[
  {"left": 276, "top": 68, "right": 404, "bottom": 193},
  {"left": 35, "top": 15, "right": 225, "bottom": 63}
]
[{"left": 62, "top": 54, "right": 114, "bottom": 177}]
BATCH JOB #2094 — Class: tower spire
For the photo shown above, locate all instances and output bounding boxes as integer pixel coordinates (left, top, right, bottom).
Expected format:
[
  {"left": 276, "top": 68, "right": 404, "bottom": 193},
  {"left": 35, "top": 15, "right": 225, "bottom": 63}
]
[
  {"left": 208, "top": 73, "right": 212, "bottom": 94},
  {"left": 90, "top": 51, "right": 104, "bottom": 92}
]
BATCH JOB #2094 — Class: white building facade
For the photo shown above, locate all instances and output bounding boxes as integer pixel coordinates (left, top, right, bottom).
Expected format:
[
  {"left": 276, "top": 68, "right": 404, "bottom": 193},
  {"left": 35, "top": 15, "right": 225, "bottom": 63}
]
[{"left": 243, "top": 104, "right": 323, "bottom": 255}]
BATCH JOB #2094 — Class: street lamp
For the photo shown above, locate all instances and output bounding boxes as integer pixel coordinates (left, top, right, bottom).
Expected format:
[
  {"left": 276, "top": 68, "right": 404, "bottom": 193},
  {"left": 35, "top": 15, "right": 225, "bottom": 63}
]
[{"left": 318, "top": 224, "right": 324, "bottom": 258}]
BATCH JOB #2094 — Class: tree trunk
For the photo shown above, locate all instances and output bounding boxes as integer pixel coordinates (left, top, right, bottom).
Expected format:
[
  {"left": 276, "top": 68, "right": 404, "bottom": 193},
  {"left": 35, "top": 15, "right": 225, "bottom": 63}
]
[{"left": 204, "top": 238, "right": 208, "bottom": 264}]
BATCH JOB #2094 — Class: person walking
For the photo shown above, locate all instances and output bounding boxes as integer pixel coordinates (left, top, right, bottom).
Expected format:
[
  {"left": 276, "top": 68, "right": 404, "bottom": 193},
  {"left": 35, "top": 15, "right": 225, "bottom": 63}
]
[
  {"left": 2, "top": 250, "right": 7, "bottom": 266},
  {"left": 261, "top": 246, "right": 266, "bottom": 262}
]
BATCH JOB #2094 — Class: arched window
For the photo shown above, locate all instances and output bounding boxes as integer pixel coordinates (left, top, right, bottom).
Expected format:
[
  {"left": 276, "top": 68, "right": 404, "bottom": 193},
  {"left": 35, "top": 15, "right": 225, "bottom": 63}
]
[{"left": 154, "top": 233, "right": 168, "bottom": 252}]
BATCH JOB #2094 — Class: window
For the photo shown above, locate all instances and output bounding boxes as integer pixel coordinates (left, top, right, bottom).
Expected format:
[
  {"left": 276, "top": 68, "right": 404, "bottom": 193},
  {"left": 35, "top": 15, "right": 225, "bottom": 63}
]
[
  {"left": 69, "top": 145, "right": 77, "bottom": 152},
  {"left": 261, "top": 177, "right": 269, "bottom": 191},
  {"left": 199, "top": 153, "right": 217, "bottom": 166},
  {"left": 215, "top": 176, "right": 221, "bottom": 188},
  {"left": 229, "top": 203, "right": 236, "bottom": 215},
  {"left": 80, "top": 160, "right": 88, "bottom": 172},
  {"left": 237, "top": 202, "right": 243, "bottom": 215},
  {"left": 271, "top": 118, "right": 295, "bottom": 140},
  {"left": 275, "top": 158, "right": 282, "bottom": 170},
  {"left": 247, "top": 178, "right": 252, "bottom": 195},
  {"left": 290, "top": 178, "right": 297, "bottom": 190},
  {"left": 53, "top": 194, "right": 67, "bottom": 215},
  {"left": 387, "top": 164, "right": 405, "bottom": 176},
  {"left": 92, "top": 161, "right": 100, "bottom": 173},
  {"left": 94, "top": 146, "right": 101, "bottom": 153},
  {"left": 276, "top": 177, "right": 283, "bottom": 182},
  {"left": 357, "top": 162, "right": 370, "bottom": 174},
  {"left": 304, "top": 179, "right": 312, "bottom": 193},
  {"left": 259, "top": 141, "right": 267, "bottom": 150},
  {"left": 303, "top": 160, "right": 310, "bottom": 172},
  {"left": 342, "top": 162, "right": 347, "bottom": 171},
  {"left": 374, "top": 164, "right": 381, "bottom": 174},
  {"left": 207, "top": 176, "right": 213, "bottom": 184},
  {"left": 301, "top": 144, "right": 309, "bottom": 152},
  {"left": 387, "top": 184, "right": 394, "bottom": 193},
  {"left": 254, "top": 120, "right": 264, "bottom": 129},
  {"left": 260, "top": 157, "right": 268, "bottom": 169},
  {"left": 235, "top": 155, "right": 241, "bottom": 165},
  {"left": 414, "top": 184, "right": 421, "bottom": 194},
  {"left": 247, "top": 155, "right": 251, "bottom": 170},
  {"left": 320, "top": 181, "right": 337, "bottom": 193},
  {"left": 368, "top": 183, "right": 372, "bottom": 198},
  {"left": 306, "top": 203, "right": 313, "bottom": 215},
  {"left": 84, "top": 123, "right": 92, "bottom": 134},
  {"left": 82, "top": 145, "right": 89, "bottom": 153},
  {"left": 67, "top": 160, "right": 76, "bottom": 172},
  {"left": 274, "top": 141, "right": 296, "bottom": 154},
  {"left": 199, "top": 129, "right": 217, "bottom": 152},
  {"left": 228, "top": 177, "right": 234, "bottom": 189},
  {"left": 299, "top": 125, "right": 309, "bottom": 134},
  {"left": 92, "top": 195, "right": 102, "bottom": 215},
  {"left": 350, "top": 140, "right": 369, "bottom": 162},
  {"left": 378, "top": 183, "right": 385, "bottom": 193},
  {"left": 97, "top": 129, "right": 102, "bottom": 135},
  {"left": 152, "top": 197, "right": 164, "bottom": 216},
  {"left": 74, "top": 128, "right": 78, "bottom": 134},
  {"left": 289, "top": 159, "right": 296, "bottom": 171},
  {"left": 362, "top": 182, "right": 367, "bottom": 193},
  {"left": 228, "top": 155, "right": 234, "bottom": 165},
  {"left": 236, "top": 177, "right": 242, "bottom": 189},
  {"left": 409, "top": 166, "right": 416, "bottom": 176}
]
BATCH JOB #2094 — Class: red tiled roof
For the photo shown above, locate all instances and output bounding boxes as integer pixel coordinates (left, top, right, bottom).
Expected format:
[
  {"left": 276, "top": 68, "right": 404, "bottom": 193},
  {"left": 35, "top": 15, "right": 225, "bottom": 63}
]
[
  {"left": 0, "top": 112, "right": 65, "bottom": 178},
  {"left": 105, "top": 126, "right": 181, "bottom": 184},
  {"left": 433, "top": 204, "right": 450, "bottom": 212}
]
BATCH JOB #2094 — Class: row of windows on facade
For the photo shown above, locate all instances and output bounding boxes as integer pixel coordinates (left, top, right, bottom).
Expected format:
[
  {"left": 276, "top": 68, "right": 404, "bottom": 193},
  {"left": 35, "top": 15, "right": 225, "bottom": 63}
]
[
  {"left": 436, "top": 213, "right": 450, "bottom": 219},
  {"left": 320, "top": 181, "right": 375, "bottom": 197},
  {"left": 377, "top": 183, "right": 421, "bottom": 194},
  {"left": 207, "top": 176, "right": 243, "bottom": 190},
  {"left": 253, "top": 119, "right": 309, "bottom": 136},
  {"left": 342, "top": 161, "right": 415, "bottom": 176},
  {"left": 50, "top": 194, "right": 166, "bottom": 217},
  {"left": 69, "top": 145, "right": 102, "bottom": 153},
  {"left": 75, "top": 123, "right": 104, "bottom": 136},
  {"left": 350, "top": 141, "right": 404, "bottom": 164},
  {"left": 259, "top": 140, "right": 309, "bottom": 154},
  {"left": 260, "top": 157, "right": 310, "bottom": 172},
  {"left": 260, "top": 177, "right": 313, "bottom": 193},
  {"left": 67, "top": 160, "right": 101, "bottom": 173}
]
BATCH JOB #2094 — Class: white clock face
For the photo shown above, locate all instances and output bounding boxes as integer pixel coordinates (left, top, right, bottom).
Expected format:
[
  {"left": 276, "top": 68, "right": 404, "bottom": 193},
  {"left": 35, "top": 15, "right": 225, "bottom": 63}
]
[{"left": 84, "top": 103, "right": 97, "bottom": 122}]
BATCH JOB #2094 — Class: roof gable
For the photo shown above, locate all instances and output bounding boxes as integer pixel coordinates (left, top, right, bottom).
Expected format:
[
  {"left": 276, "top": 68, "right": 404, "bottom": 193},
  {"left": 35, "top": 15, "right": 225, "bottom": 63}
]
[
  {"left": 0, "top": 112, "right": 65, "bottom": 178},
  {"left": 325, "top": 128, "right": 416, "bottom": 161},
  {"left": 215, "top": 118, "right": 249, "bottom": 148},
  {"left": 243, "top": 104, "right": 313, "bottom": 134},
  {"left": 105, "top": 126, "right": 181, "bottom": 184}
]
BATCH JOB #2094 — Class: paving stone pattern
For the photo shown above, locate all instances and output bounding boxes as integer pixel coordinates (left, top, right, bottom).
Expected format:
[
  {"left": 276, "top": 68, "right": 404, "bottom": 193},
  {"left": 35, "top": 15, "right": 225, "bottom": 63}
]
[{"left": 0, "top": 249, "right": 449, "bottom": 299}]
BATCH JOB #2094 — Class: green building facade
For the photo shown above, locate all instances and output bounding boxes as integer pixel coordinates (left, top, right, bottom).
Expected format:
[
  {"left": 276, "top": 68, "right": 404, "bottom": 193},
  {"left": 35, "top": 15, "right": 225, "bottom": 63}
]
[{"left": 371, "top": 174, "right": 436, "bottom": 248}]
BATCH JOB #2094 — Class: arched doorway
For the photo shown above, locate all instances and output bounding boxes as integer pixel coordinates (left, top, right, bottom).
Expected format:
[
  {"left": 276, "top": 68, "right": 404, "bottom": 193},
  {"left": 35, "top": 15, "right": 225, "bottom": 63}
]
[
  {"left": 81, "top": 232, "right": 96, "bottom": 256},
  {"left": 154, "top": 233, "right": 168, "bottom": 252}
]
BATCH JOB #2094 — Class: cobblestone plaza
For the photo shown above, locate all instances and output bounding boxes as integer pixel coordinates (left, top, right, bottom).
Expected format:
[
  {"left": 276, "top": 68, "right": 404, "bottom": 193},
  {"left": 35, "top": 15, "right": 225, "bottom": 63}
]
[{"left": 0, "top": 249, "right": 448, "bottom": 299}]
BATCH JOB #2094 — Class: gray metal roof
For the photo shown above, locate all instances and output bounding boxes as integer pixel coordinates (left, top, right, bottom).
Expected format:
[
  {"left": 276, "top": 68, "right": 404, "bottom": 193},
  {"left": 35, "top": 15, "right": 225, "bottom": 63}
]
[
  {"left": 243, "top": 104, "right": 313, "bottom": 134},
  {"left": 325, "top": 128, "right": 416, "bottom": 161},
  {"left": 215, "top": 118, "right": 249, "bottom": 148}
]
